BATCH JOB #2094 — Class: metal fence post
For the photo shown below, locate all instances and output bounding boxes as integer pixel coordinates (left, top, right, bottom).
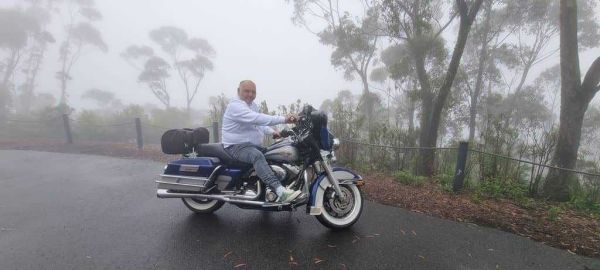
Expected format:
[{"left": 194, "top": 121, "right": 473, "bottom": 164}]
[
  {"left": 135, "top": 117, "right": 143, "bottom": 150},
  {"left": 212, "top": 121, "right": 219, "bottom": 143},
  {"left": 453, "top": 141, "right": 469, "bottom": 192},
  {"left": 62, "top": 114, "right": 73, "bottom": 144}
]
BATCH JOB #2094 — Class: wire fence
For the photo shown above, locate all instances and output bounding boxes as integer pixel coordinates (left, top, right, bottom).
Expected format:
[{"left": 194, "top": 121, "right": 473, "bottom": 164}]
[
  {"left": 336, "top": 137, "right": 600, "bottom": 203},
  {"left": 1, "top": 116, "right": 598, "bottom": 200},
  {"left": 0, "top": 115, "right": 217, "bottom": 147}
]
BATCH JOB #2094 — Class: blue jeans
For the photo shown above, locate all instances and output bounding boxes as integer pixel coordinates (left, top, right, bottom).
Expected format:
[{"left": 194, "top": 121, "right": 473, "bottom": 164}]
[{"left": 225, "top": 143, "right": 282, "bottom": 191}]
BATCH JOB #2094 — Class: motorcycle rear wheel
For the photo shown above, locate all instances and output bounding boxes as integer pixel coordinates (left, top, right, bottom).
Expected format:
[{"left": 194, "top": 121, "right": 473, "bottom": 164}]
[
  {"left": 316, "top": 184, "right": 363, "bottom": 230},
  {"left": 182, "top": 198, "right": 224, "bottom": 214}
]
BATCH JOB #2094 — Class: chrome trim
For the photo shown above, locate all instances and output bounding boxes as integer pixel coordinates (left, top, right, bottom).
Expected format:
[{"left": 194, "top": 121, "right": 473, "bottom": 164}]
[
  {"left": 160, "top": 174, "right": 209, "bottom": 182},
  {"left": 208, "top": 165, "right": 223, "bottom": 180},
  {"left": 322, "top": 162, "right": 345, "bottom": 199},
  {"left": 179, "top": 164, "right": 200, "bottom": 172},
  {"left": 156, "top": 189, "right": 291, "bottom": 207},
  {"left": 309, "top": 206, "right": 322, "bottom": 215},
  {"left": 155, "top": 180, "right": 205, "bottom": 188},
  {"left": 332, "top": 138, "right": 340, "bottom": 150},
  {"left": 303, "top": 169, "right": 310, "bottom": 194}
]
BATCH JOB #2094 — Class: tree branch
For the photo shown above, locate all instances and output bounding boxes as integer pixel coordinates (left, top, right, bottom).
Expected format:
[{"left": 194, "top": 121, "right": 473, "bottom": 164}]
[
  {"left": 433, "top": 12, "right": 457, "bottom": 39},
  {"left": 581, "top": 56, "right": 600, "bottom": 97}
]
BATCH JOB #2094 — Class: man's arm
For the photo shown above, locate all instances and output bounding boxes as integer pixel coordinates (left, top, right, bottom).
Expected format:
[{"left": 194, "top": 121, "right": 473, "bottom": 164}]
[
  {"left": 225, "top": 100, "right": 285, "bottom": 126},
  {"left": 259, "top": 125, "right": 276, "bottom": 135}
]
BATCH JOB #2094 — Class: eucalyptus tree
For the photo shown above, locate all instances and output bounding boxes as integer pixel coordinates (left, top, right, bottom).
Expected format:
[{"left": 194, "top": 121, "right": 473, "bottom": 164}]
[
  {"left": 149, "top": 26, "right": 215, "bottom": 117},
  {"left": 380, "top": 0, "right": 484, "bottom": 176},
  {"left": 0, "top": 8, "right": 40, "bottom": 120},
  {"left": 55, "top": 0, "right": 107, "bottom": 107},
  {"left": 288, "top": 0, "right": 380, "bottom": 125},
  {"left": 543, "top": 0, "right": 600, "bottom": 201},
  {"left": 18, "top": 0, "right": 56, "bottom": 114},
  {"left": 120, "top": 45, "right": 173, "bottom": 108}
]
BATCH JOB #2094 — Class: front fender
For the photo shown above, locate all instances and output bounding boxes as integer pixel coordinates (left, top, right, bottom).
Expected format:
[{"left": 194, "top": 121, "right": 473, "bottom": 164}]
[{"left": 308, "top": 167, "right": 363, "bottom": 215}]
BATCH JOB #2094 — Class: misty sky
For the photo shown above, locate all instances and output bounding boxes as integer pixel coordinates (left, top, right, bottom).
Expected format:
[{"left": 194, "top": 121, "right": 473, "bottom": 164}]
[{"left": 3, "top": 0, "right": 600, "bottom": 111}]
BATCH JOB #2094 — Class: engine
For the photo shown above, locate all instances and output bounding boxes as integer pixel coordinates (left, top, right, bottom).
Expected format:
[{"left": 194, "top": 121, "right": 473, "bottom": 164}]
[
  {"left": 264, "top": 164, "right": 301, "bottom": 202},
  {"left": 240, "top": 164, "right": 302, "bottom": 202}
]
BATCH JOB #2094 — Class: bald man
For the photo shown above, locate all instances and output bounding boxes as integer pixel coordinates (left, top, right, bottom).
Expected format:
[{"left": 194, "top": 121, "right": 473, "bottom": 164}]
[{"left": 221, "top": 80, "right": 301, "bottom": 203}]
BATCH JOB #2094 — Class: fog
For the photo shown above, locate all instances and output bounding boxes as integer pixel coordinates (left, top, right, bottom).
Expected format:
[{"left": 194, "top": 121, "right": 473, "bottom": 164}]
[
  {"left": 3, "top": 0, "right": 367, "bottom": 111},
  {"left": 2, "top": 0, "right": 599, "bottom": 113}
]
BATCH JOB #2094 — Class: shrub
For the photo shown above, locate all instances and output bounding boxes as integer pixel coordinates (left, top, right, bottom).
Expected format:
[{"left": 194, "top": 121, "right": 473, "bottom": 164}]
[
  {"left": 547, "top": 206, "right": 563, "bottom": 221},
  {"left": 476, "top": 177, "right": 527, "bottom": 200},
  {"left": 436, "top": 174, "right": 454, "bottom": 192},
  {"left": 393, "top": 171, "right": 426, "bottom": 186}
]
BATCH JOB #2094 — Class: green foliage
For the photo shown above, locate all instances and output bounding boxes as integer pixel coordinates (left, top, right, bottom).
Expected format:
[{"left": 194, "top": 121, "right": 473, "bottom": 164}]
[
  {"left": 150, "top": 107, "right": 190, "bottom": 129},
  {"left": 568, "top": 192, "right": 600, "bottom": 219},
  {"left": 547, "top": 206, "right": 563, "bottom": 221},
  {"left": 475, "top": 177, "right": 527, "bottom": 200},
  {"left": 436, "top": 174, "right": 453, "bottom": 192},
  {"left": 394, "top": 171, "right": 426, "bottom": 186}
]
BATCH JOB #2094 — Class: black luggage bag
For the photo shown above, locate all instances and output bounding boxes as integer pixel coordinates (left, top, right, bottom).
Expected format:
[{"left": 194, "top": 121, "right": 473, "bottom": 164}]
[{"left": 160, "top": 127, "right": 210, "bottom": 154}]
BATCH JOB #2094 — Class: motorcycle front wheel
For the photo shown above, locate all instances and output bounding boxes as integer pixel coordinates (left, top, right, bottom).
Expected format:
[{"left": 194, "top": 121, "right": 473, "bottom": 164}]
[{"left": 316, "top": 184, "right": 363, "bottom": 230}]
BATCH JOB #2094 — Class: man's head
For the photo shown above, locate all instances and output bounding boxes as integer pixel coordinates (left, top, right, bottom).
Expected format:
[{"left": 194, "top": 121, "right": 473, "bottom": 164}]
[{"left": 237, "top": 80, "right": 256, "bottom": 104}]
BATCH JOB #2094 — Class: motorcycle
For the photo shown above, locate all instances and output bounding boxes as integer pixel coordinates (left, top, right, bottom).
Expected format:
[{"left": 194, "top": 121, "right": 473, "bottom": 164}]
[{"left": 155, "top": 105, "right": 365, "bottom": 229}]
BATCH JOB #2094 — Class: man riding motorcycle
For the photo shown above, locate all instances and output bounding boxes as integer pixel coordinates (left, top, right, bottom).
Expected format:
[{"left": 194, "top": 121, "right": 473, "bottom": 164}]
[{"left": 221, "top": 80, "right": 301, "bottom": 203}]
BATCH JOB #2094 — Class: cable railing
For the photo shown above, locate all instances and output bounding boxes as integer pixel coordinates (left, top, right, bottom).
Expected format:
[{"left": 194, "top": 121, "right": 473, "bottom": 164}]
[
  {"left": 2, "top": 117, "right": 598, "bottom": 192},
  {"left": 1, "top": 115, "right": 219, "bottom": 148}
]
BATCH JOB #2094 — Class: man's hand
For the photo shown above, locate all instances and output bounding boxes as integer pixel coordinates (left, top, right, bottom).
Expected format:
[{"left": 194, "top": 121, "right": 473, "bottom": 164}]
[
  {"left": 272, "top": 130, "right": 282, "bottom": 139},
  {"left": 285, "top": 114, "right": 298, "bottom": 124}
]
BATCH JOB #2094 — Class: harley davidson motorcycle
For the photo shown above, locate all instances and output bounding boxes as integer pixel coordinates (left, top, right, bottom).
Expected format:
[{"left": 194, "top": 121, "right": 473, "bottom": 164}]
[{"left": 155, "top": 105, "right": 364, "bottom": 229}]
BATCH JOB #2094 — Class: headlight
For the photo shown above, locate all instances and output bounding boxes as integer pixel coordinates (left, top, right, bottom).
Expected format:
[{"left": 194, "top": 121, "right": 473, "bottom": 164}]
[{"left": 332, "top": 138, "right": 340, "bottom": 150}]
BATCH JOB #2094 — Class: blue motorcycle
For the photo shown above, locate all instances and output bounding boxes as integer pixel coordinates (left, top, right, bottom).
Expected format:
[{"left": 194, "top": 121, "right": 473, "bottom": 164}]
[{"left": 156, "top": 105, "right": 365, "bottom": 229}]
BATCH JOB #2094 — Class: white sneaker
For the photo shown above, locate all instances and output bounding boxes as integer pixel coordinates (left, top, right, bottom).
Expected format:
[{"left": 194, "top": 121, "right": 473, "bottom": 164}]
[{"left": 276, "top": 188, "right": 301, "bottom": 203}]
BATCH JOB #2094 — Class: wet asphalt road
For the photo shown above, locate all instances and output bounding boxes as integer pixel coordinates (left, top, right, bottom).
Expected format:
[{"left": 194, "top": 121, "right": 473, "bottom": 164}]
[{"left": 0, "top": 150, "right": 598, "bottom": 270}]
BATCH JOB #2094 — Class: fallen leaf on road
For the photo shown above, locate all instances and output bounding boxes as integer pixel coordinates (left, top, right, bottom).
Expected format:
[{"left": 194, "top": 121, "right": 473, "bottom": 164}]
[
  {"left": 233, "top": 263, "right": 246, "bottom": 268},
  {"left": 313, "top": 257, "right": 325, "bottom": 264}
]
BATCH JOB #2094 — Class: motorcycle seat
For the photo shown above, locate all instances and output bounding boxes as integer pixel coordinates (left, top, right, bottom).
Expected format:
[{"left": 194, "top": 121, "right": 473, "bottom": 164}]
[{"left": 198, "top": 143, "right": 251, "bottom": 168}]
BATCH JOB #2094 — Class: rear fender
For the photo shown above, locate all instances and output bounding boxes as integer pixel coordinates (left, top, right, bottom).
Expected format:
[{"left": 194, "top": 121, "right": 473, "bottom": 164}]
[{"left": 308, "top": 167, "right": 362, "bottom": 215}]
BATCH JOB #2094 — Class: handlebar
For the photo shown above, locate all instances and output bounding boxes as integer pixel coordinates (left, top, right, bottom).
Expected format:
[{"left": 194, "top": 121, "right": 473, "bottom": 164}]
[{"left": 272, "top": 129, "right": 294, "bottom": 139}]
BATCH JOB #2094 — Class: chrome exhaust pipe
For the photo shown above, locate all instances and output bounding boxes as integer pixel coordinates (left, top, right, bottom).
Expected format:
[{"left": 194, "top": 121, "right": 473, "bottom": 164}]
[{"left": 157, "top": 189, "right": 273, "bottom": 206}]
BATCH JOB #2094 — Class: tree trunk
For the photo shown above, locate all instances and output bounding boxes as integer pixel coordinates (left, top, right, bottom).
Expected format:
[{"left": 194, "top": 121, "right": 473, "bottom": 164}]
[
  {"left": 0, "top": 49, "right": 21, "bottom": 121},
  {"left": 418, "top": 0, "right": 483, "bottom": 176},
  {"left": 468, "top": 1, "right": 492, "bottom": 143},
  {"left": 359, "top": 72, "right": 374, "bottom": 132},
  {"left": 543, "top": 0, "right": 600, "bottom": 201}
]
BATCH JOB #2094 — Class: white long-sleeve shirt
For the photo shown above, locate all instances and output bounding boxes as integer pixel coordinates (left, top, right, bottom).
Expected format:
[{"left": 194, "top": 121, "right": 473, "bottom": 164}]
[{"left": 221, "top": 97, "right": 285, "bottom": 147}]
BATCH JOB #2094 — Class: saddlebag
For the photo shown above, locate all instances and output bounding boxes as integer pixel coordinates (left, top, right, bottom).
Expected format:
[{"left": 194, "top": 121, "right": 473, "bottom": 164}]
[
  {"left": 160, "top": 127, "right": 210, "bottom": 154},
  {"left": 157, "top": 157, "right": 240, "bottom": 192},
  {"left": 157, "top": 157, "right": 220, "bottom": 191}
]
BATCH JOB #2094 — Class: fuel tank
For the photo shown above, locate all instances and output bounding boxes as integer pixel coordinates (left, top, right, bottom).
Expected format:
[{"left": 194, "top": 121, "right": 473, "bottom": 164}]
[{"left": 264, "top": 139, "right": 300, "bottom": 163}]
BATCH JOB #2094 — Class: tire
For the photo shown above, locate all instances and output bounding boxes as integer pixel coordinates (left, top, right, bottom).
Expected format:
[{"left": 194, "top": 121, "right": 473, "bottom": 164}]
[
  {"left": 181, "top": 198, "right": 224, "bottom": 214},
  {"left": 316, "top": 184, "right": 364, "bottom": 230}
]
